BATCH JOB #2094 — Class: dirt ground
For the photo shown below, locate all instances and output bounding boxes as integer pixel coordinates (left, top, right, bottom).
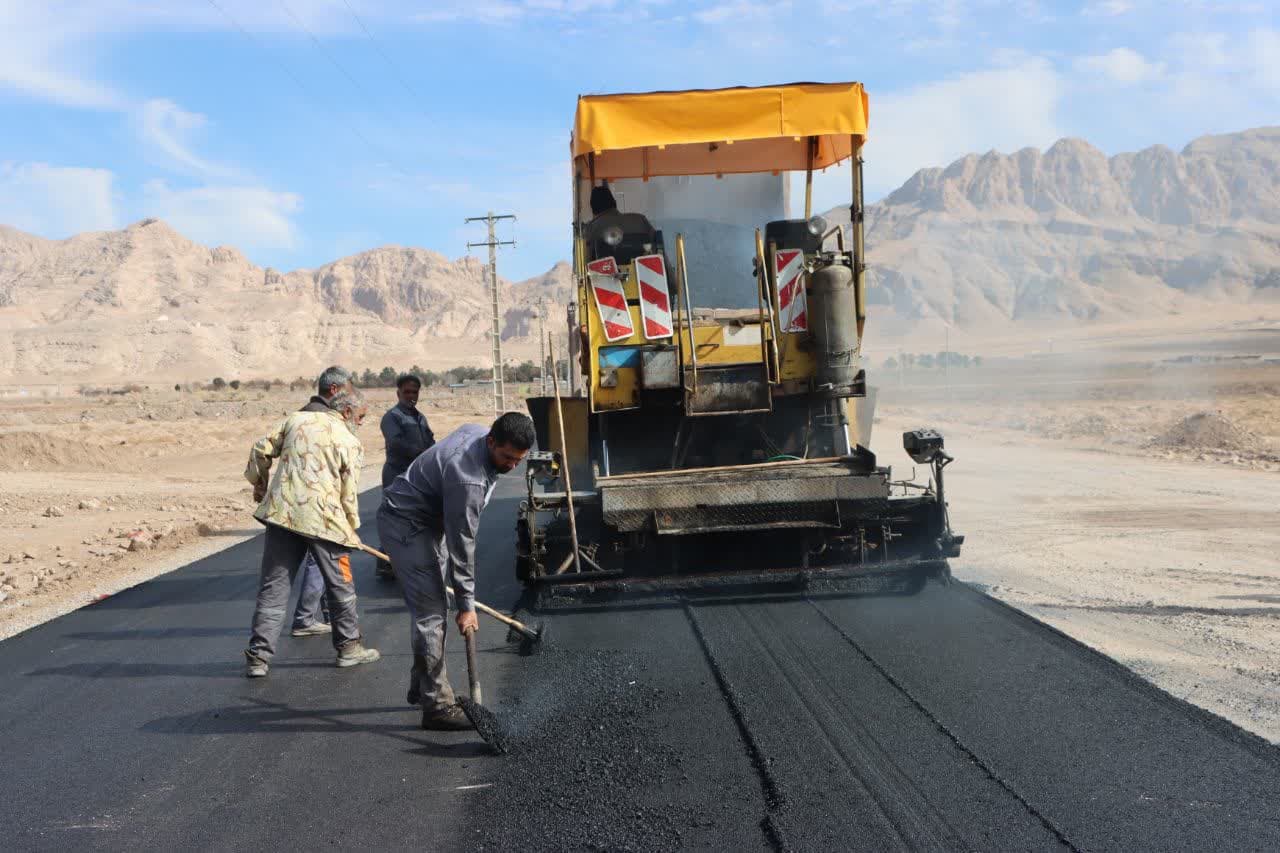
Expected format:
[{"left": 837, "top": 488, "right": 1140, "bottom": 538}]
[
  {"left": 870, "top": 341, "right": 1280, "bottom": 743},
  {"left": 0, "top": 385, "right": 500, "bottom": 640}
]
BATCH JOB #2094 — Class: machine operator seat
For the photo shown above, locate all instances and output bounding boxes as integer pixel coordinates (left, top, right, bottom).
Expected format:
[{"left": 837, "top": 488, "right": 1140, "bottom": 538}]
[{"left": 764, "top": 218, "right": 824, "bottom": 254}]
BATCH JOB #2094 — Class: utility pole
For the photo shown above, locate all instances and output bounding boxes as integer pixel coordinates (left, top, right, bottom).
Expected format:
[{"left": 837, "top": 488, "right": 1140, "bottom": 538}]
[
  {"left": 944, "top": 324, "right": 951, "bottom": 401},
  {"left": 537, "top": 299, "right": 548, "bottom": 396},
  {"left": 465, "top": 211, "right": 516, "bottom": 414},
  {"left": 566, "top": 301, "right": 580, "bottom": 395}
]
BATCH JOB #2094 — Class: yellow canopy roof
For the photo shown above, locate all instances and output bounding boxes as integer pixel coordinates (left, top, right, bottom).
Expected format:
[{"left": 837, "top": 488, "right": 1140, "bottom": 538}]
[{"left": 572, "top": 82, "right": 868, "bottom": 180}]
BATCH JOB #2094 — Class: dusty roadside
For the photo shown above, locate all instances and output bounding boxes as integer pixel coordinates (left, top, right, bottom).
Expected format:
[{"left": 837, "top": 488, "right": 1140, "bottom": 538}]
[
  {"left": 871, "top": 353, "right": 1280, "bottom": 744},
  {"left": 0, "top": 386, "right": 495, "bottom": 640},
  {"left": 875, "top": 413, "right": 1280, "bottom": 743}
]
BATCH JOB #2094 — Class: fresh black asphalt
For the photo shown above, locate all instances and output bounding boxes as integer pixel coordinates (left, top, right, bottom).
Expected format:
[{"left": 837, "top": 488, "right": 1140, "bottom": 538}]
[{"left": 2, "top": 474, "right": 1279, "bottom": 851}]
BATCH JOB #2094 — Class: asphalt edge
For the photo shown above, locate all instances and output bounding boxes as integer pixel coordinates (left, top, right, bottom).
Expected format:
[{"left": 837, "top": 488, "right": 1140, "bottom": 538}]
[{"left": 957, "top": 581, "right": 1280, "bottom": 764}]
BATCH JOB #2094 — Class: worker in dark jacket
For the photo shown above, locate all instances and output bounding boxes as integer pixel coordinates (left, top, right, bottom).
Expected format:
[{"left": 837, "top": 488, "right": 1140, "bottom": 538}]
[{"left": 375, "top": 373, "right": 434, "bottom": 579}]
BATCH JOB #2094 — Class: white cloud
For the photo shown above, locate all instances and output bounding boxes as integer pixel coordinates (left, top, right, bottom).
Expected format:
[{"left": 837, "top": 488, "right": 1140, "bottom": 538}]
[
  {"left": 0, "top": 4, "right": 127, "bottom": 109},
  {"left": 1075, "top": 47, "right": 1166, "bottom": 84},
  {"left": 1168, "top": 32, "right": 1232, "bottom": 71},
  {"left": 412, "top": 0, "right": 633, "bottom": 23},
  {"left": 1246, "top": 28, "right": 1280, "bottom": 90},
  {"left": 136, "top": 99, "right": 243, "bottom": 179},
  {"left": 0, "top": 162, "right": 119, "bottom": 236},
  {"left": 1082, "top": 0, "right": 1133, "bottom": 15},
  {"left": 414, "top": 2, "right": 528, "bottom": 23},
  {"left": 693, "top": 1, "right": 783, "bottom": 24},
  {"left": 1159, "top": 28, "right": 1280, "bottom": 130},
  {"left": 853, "top": 57, "right": 1064, "bottom": 200},
  {"left": 141, "top": 181, "right": 302, "bottom": 251},
  {"left": 0, "top": 0, "right": 382, "bottom": 110}
]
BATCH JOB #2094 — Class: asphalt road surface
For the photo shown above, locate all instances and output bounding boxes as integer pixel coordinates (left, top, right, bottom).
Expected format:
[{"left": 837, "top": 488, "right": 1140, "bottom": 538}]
[{"left": 2, "top": 475, "right": 1279, "bottom": 851}]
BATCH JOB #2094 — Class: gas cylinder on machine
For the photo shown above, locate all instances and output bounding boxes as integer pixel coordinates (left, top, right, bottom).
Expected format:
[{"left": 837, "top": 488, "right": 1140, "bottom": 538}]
[{"left": 808, "top": 259, "right": 861, "bottom": 397}]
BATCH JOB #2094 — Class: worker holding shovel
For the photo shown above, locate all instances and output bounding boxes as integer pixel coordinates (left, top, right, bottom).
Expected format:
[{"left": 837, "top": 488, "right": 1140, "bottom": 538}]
[
  {"left": 242, "top": 389, "right": 381, "bottom": 677},
  {"left": 377, "top": 412, "right": 534, "bottom": 730}
]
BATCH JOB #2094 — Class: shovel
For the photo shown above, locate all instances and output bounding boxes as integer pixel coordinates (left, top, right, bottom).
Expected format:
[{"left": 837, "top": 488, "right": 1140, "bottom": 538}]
[
  {"left": 356, "top": 543, "right": 546, "bottom": 652},
  {"left": 458, "top": 626, "right": 510, "bottom": 754}
]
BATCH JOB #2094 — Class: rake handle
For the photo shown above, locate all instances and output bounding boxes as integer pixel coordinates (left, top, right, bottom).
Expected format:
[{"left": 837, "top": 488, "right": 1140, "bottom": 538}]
[{"left": 356, "top": 543, "right": 538, "bottom": 640}]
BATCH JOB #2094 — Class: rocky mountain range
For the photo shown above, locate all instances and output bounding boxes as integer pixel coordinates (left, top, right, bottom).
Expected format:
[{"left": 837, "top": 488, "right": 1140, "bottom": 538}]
[
  {"left": 844, "top": 126, "right": 1280, "bottom": 333},
  {"left": 0, "top": 219, "right": 572, "bottom": 382},
  {"left": 1, "top": 127, "right": 1277, "bottom": 382}
]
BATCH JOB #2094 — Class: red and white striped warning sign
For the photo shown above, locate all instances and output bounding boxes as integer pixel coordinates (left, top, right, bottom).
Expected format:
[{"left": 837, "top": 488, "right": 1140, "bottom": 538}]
[
  {"left": 634, "top": 254, "right": 673, "bottom": 340},
  {"left": 774, "top": 249, "right": 808, "bottom": 333},
  {"left": 587, "top": 256, "right": 634, "bottom": 341}
]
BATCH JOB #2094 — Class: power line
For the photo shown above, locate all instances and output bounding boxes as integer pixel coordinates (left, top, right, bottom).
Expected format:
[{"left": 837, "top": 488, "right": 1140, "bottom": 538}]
[
  {"left": 277, "top": 1, "right": 391, "bottom": 118},
  {"left": 203, "top": 0, "right": 414, "bottom": 179},
  {"left": 338, "top": 0, "right": 435, "bottom": 123}
]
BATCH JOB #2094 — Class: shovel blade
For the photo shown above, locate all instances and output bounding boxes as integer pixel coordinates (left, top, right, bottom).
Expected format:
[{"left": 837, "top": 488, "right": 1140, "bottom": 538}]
[{"left": 458, "top": 697, "right": 510, "bottom": 755}]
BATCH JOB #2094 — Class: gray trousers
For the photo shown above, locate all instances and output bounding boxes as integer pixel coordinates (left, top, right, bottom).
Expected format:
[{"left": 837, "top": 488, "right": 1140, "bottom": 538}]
[
  {"left": 247, "top": 524, "right": 361, "bottom": 663},
  {"left": 291, "top": 554, "right": 329, "bottom": 629},
  {"left": 376, "top": 509, "right": 455, "bottom": 712}
]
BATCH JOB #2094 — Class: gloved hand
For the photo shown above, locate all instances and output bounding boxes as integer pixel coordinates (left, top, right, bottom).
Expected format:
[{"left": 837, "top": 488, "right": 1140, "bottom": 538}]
[{"left": 253, "top": 483, "right": 266, "bottom": 503}]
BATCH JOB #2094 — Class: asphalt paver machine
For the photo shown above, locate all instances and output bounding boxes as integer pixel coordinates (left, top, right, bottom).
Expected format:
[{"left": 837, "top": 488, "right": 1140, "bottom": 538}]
[{"left": 519, "top": 82, "right": 962, "bottom": 598}]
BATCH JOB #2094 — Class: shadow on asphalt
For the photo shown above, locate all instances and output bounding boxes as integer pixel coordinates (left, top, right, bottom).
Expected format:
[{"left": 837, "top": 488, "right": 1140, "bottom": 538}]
[
  {"left": 140, "top": 697, "right": 492, "bottom": 759},
  {"left": 61, "top": 627, "right": 244, "bottom": 641},
  {"left": 86, "top": 573, "right": 258, "bottom": 610},
  {"left": 25, "top": 659, "right": 337, "bottom": 679},
  {"left": 407, "top": 741, "right": 496, "bottom": 759},
  {"left": 360, "top": 605, "right": 408, "bottom": 615},
  {"left": 26, "top": 661, "right": 244, "bottom": 679}
]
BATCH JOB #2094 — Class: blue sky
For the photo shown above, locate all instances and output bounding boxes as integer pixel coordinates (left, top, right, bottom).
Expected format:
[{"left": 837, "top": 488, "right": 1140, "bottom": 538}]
[{"left": 0, "top": 0, "right": 1276, "bottom": 279}]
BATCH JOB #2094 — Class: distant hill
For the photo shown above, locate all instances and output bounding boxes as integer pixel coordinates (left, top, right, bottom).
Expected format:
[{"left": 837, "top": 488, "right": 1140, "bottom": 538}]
[
  {"left": 829, "top": 127, "right": 1280, "bottom": 333},
  {"left": 0, "top": 218, "right": 572, "bottom": 382},
  {"left": 3, "top": 127, "right": 1279, "bottom": 382}
]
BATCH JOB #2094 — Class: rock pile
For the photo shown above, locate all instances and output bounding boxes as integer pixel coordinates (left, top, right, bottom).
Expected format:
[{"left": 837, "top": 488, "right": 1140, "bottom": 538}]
[{"left": 1147, "top": 411, "right": 1270, "bottom": 454}]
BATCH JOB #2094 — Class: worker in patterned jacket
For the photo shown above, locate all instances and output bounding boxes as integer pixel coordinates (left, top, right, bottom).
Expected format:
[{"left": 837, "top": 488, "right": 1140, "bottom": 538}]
[{"left": 242, "top": 388, "right": 380, "bottom": 678}]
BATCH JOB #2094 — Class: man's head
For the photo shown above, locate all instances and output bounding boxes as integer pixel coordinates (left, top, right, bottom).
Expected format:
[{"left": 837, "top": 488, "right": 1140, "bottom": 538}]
[
  {"left": 396, "top": 373, "right": 422, "bottom": 408},
  {"left": 317, "top": 365, "right": 352, "bottom": 401},
  {"left": 329, "top": 389, "right": 368, "bottom": 428},
  {"left": 486, "top": 411, "right": 536, "bottom": 473},
  {"left": 589, "top": 183, "right": 617, "bottom": 217}
]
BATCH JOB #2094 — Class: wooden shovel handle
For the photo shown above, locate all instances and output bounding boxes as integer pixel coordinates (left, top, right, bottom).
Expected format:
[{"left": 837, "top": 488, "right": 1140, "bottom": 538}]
[
  {"left": 356, "top": 544, "right": 537, "bottom": 639},
  {"left": 357, "top": 543, "right": 392, "bottom": 562},
  {"left": 463, "top": 628, "right": 482, "bottom": 705}
]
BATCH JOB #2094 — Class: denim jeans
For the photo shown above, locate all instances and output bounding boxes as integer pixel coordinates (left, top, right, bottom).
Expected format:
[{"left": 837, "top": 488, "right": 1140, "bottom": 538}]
[{"left": 291, "top": 553, "right": 330, "bottom": 629}]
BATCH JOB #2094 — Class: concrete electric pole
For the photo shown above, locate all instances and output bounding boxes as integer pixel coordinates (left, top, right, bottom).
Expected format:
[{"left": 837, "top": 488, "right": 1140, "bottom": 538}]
[
  {"left": 566, "top": 301, "right": 580, "bottom": 396},
  {"left": 465, "top": 211, "right": 516, "bottom": 414},
  {"left": 537, "top": 299, "right": 549, "bottom": 396}
]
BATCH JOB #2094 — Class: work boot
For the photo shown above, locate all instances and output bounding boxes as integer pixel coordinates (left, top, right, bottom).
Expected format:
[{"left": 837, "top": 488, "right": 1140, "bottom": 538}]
[
  {"left": 244, "top": 652, "right": 269, "bottom": 678},
  {"left": 421, "top": 704, "right": 472, "bottom": 731},
  {"left": 335, "top": 642, "right": 381, "bottom": 668},
  {"left": 291, "top": 621, "right": 332, "bottom": 637},
  {"left": 406, "top": 654, "right": 427, "bottom": 706}
]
